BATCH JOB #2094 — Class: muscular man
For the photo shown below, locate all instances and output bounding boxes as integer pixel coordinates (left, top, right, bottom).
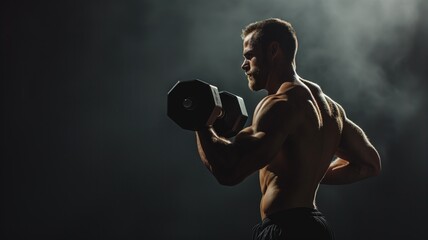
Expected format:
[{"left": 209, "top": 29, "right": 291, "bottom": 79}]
[{"left": 196, "top": 18, "right": 381, "bottom": 240}]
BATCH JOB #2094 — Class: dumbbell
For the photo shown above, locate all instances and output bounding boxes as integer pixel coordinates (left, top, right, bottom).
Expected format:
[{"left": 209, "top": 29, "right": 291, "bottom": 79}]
[{"left": 167, "top": 79, "right": 248, "bottom": 138}]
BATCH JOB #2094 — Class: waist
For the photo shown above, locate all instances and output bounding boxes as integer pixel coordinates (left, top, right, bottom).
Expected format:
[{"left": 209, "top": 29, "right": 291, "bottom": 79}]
[
  {"left": 267, "top": 207, "right": 323, "bottom": 221},
  {"left": 260, "top": 187, "right": 316, "bottom": 219}
]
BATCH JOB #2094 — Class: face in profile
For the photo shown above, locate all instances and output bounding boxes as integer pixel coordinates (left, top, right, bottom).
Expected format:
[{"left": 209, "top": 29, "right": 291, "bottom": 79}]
[{"left": 241, "top": 32, "right": 269, "bottom": 91}]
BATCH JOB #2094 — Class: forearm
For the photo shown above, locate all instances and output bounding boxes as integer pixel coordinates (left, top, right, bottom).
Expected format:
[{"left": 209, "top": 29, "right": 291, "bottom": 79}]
[
  {"left": 196, "top": 128, "right": 237, "bottom": 184},
  {"left": 321, "top": 157, "right": 379, "bottom": 185}
]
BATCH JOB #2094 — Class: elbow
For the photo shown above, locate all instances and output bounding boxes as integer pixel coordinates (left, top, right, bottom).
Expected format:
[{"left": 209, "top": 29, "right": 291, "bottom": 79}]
[
  {"left": 216, "top": 177, "right": 239, "bottom": 186},
  {"left": 368, "top": 164, "right": 381, "bottom": 177},
  {"left": 361, "top": 148, "right": 381, "bottom": 177},
  {"left": 371, "top": 152, "right": 382, "bottom": 176},
  {"left": 213, "top": 169, "right": 241, "bottom": 186},
  {"left": 364, "top": 155, "right": 382, "bottom": 177},
  {"left": 372, "top": 159, "right": 382, "bottom": 176}
]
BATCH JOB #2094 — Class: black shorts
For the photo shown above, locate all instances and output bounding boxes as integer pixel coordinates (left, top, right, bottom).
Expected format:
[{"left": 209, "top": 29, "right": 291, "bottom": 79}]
[{"left": 252, "top": 208, "right": 335, "bottom": 240}]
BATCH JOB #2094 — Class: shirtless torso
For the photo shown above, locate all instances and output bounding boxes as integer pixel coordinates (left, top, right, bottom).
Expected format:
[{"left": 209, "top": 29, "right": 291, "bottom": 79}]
[
  {"left": 257, "top": 78, "right": 343, "bottom": 218},
  {"left": 196, "top": 18, "right": 380, "bottom": 222},
  {"left": 195, "top": 19, "right": 380, "bottom": 240},
  {"left": 196, "top": 77, "right": 380, "bottom": 220}
]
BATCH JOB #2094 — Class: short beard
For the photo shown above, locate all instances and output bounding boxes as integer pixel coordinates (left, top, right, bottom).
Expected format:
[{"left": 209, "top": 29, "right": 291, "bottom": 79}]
[
  {"left": 249, "top": 67, "right": 268, "bottom": 92},
  {"left": 247, "top": 50, "right": 269, "bottom": 91},
  {"left": 248, "top": 73, "right": 264, "bottom": 91}
]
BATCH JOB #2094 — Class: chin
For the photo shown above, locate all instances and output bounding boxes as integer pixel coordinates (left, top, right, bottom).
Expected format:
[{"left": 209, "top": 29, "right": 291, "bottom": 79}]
[
  {"left": 249, "top": 82, "right": 262, "bottom": 92},
  {"left": 248, "top": 78, "right": 263, "bottom": 91},
  {"left": 248, "top": 79, "right": 256, "bottom": 91}
]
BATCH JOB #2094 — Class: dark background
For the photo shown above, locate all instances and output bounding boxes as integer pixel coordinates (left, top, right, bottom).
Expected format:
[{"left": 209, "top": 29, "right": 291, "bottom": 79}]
[{"left": 2, "top": 0, "right": 427, "bottom": 239}]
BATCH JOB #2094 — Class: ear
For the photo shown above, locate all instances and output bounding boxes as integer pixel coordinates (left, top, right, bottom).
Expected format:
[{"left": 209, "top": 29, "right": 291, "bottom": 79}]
[{"left": 268, "top": 41, "right": 281, "bottom": 60}]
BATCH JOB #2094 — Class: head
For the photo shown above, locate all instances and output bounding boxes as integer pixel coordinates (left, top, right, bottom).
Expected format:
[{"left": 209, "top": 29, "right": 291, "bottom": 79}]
[{"left": 241, "top": 18, "right": 298, "bottom": 91}]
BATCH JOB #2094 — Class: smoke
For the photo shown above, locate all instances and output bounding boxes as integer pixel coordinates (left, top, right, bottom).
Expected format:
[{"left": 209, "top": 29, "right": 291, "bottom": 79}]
[
  {"left": 144, "top": 0, "right": 425, "bottom": 130},
  {"left": 299, "top": 0, "right": 422, "bottom": 122},
  {"left": 2, "top": 0, "right": 427, "bottom": 239},
  {"left": 140, "top": 0, "right": 427, "bottom": 239}
]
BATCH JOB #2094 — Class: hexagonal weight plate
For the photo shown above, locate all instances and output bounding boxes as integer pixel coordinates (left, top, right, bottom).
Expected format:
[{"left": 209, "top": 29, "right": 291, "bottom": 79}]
[{"left": 167, "top": 79, "right": 222, "bottom": 131}]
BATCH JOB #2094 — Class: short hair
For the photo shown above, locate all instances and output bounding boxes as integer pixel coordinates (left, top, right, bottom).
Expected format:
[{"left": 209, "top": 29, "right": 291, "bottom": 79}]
[{"left": 241, "top": 18, "right": 298, "bottom": 62}]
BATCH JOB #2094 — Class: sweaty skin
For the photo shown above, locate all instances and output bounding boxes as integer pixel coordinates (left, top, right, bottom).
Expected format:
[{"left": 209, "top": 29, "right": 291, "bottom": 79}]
[{"left": 196, "top": 32, "right": 381, "bottom": 220}]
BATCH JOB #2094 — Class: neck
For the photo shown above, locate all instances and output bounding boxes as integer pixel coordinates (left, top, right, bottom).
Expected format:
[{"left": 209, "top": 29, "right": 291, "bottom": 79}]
[{"left": 265, "top": 63, "right": 298, "bottom": 95}]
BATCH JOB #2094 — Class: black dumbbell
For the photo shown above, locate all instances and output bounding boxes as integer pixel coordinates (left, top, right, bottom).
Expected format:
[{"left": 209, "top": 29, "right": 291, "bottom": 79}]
[{"left": 167, "top": 79, "right": 248, "bottom": 138}]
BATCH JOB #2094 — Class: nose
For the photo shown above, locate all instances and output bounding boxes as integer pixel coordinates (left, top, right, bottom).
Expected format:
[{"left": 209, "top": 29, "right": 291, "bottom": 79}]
[{"left": 241, "top": 59, "right": 249, "bottom": 72}]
